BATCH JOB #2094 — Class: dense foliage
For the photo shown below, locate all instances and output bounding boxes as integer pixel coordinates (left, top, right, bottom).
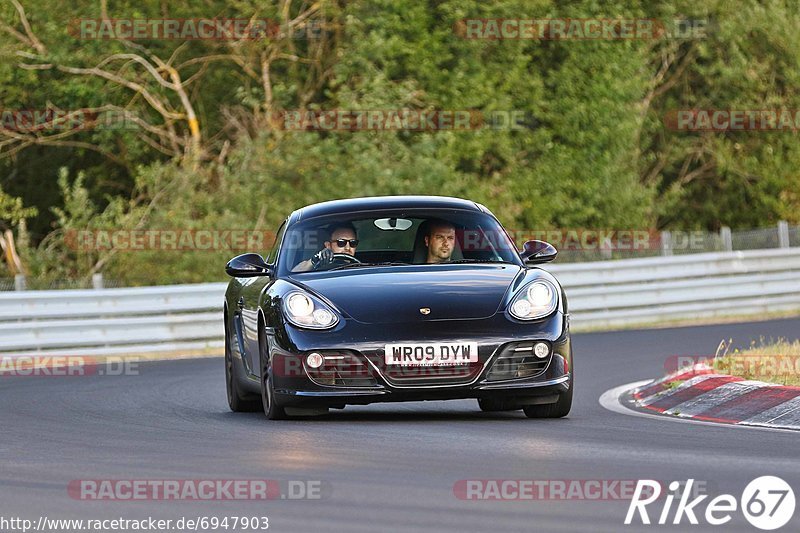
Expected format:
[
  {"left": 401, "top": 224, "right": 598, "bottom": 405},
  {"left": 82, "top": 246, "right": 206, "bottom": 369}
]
[{"left": 0, "top": 0, "right": 798, "bottom": 284}]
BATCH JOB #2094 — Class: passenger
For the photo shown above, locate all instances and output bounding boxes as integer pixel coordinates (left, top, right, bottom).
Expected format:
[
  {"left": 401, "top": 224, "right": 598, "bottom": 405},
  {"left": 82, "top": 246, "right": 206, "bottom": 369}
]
[{"left": 424, "top": 220, "right": 456, "bottom": 263}]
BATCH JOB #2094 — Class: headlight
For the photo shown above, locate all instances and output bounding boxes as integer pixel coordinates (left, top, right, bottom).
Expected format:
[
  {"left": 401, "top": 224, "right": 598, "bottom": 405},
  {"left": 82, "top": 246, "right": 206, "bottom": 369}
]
[
  {"left": 508, "top": 279, "right": 558, "bottom": 320},
  {"left": 284, "top": 291, "right": 339, "bottom": 329}
]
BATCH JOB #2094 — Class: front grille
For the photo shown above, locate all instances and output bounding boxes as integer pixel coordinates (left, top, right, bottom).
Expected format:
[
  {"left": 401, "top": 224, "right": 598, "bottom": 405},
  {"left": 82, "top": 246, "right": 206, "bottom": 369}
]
[
  {"left": 485, "top": 341, "right": 550, "bottom": 381},
  {"left": 304, "top": 353, "right": 378, "bottom": 387},
  {"left": 356, "top": 349, "right": 483, "bottom": 387},
  {"left": 379, "top": 361, "right": 482, "bottom": 387}
]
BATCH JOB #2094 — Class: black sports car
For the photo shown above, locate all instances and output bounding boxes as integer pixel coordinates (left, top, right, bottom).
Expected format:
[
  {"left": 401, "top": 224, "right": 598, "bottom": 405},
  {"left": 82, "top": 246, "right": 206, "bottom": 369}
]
[{"left": 224, "top": 196, "right": 572, "bottom": 419}]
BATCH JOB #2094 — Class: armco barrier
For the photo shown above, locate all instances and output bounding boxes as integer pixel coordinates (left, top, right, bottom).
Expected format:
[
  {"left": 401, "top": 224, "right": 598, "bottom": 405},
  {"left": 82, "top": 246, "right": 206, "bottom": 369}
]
[
  {"left": 544, "top": 247, "right": 800, "bottom": 329},
  {"left": 0, "top": 283, "right": 226, "bottom": 356},
  {"left": 1, "top": 248, "right": 799, "bottom": 356}
]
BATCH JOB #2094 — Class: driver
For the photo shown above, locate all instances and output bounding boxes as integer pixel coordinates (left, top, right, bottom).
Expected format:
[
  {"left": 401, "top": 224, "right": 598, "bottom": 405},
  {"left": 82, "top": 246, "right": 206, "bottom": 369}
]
[{"left": 293, "top": 223, "right": 359, "bottom": 272}]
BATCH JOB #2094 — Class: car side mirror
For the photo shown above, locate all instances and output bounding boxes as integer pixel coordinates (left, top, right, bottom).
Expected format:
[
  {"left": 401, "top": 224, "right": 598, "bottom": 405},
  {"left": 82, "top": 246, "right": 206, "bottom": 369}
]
[
  {"left": 519, "top": 240, "right": 558, "bottom": 265},
  {"left": 225, "top": 253, "right": 273, "bottom": 277}
]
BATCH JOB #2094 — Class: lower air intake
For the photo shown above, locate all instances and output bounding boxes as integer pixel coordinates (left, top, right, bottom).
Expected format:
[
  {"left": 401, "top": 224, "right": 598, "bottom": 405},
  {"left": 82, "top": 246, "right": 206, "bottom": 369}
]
[
  {"left": 305, "top": 353, "right": 378, "bottom": 387},
  {"left": 485, "top": 342, "right": 550, "bottom": 381}
]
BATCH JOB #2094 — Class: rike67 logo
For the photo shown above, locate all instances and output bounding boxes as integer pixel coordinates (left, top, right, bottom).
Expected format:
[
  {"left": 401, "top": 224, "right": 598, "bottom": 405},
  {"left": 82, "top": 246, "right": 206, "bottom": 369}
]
[{"left": 626, "top": 477, "right": 795, "bottom": 530}]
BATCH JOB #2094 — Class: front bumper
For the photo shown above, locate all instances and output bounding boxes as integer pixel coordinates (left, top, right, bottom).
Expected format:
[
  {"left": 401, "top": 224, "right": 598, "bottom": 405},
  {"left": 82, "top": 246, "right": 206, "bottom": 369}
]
[{"left": 267, "top": 312, "right": 573, "bottom": 408}]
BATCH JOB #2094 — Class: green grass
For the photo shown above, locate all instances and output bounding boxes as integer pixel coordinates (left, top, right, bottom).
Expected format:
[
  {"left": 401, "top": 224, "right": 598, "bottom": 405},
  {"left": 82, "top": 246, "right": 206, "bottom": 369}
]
[
  {"left": 713, "top": 339, "right": 800, "bottom": 387},
  {"left": 663, "top": 380, "right": 684, "bottom": 390}
]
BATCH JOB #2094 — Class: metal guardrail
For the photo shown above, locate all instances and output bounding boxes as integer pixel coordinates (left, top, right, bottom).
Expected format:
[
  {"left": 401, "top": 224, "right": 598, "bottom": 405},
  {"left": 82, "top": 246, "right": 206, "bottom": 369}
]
[
  {"left": 0, "top": 284, "right": 225, "bottom": 356},
  {"left": 1, "top": 248, "right": 799, "bottom": 356},
  {"left": 545, "top": 247, "right": 800, "bottom": 329},
  {"left": 4, "top": 222, "right": 800, "bottom": 291}
]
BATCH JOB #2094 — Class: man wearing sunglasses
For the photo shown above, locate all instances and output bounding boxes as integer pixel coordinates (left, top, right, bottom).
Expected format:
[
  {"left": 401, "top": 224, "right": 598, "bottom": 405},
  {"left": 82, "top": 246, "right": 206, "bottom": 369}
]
[{"left": 293, "top": 223, "right": 359, "bottom": 272}]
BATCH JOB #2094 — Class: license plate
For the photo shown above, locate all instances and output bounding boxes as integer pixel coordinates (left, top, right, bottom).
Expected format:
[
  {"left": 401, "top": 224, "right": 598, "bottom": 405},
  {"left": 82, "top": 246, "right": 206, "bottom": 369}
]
[{"left": 384, "top": 342, "right": 479, "bottom": 366}]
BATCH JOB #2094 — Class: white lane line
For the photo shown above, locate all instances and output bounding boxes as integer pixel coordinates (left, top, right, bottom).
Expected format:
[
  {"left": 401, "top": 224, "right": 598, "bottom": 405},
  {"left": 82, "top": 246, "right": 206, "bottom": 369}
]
[
  {"left": 599, "top": 380, "right": 654, "bottom": 418},
  {"left": 598, "top": 380, "right": 800, "bottom": 434}
]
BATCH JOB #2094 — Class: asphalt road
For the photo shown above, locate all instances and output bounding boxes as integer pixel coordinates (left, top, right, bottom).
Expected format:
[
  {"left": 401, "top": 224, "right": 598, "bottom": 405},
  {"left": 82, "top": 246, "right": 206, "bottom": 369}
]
[{"left": 2, "top": 317, "right": 800, "bottom": 532}]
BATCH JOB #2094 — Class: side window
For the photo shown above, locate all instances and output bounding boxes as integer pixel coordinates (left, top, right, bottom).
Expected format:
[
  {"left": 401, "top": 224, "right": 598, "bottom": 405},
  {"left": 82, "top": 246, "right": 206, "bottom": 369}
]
[{"left": 265, "top": 221, "right": 287, "bottom": 265}]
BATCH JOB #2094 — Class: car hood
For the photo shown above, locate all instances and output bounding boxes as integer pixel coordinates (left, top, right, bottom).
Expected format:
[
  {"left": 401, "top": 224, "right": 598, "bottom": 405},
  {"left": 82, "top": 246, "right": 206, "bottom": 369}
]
[{"left": 293, "top": 264, "right": 523, "bottom": 324}]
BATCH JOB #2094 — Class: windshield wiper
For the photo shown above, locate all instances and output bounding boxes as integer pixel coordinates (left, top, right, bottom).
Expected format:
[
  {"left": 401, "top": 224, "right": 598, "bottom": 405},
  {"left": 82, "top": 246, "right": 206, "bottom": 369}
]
[{"left": 328, "top": 261, "right": 410, "bottom": 271}]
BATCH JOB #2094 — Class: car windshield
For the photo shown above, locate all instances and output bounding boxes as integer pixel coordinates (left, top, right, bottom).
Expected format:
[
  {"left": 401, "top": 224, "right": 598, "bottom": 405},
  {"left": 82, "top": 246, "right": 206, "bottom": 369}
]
[{"left": 277, "top": 208, "right": 522, "bottom": 275}]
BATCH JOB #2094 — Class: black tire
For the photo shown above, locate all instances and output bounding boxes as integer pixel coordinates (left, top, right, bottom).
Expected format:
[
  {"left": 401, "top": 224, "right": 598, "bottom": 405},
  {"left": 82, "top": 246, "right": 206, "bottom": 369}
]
[
  {"left": 522, "top": 382, "right": 573, "bottom": 419},
  {"left": 225, "top": 321, "right": 261, "bottom": 412},
  {"left": 259, "top": 323, "right": 288, "bottom": 420}
]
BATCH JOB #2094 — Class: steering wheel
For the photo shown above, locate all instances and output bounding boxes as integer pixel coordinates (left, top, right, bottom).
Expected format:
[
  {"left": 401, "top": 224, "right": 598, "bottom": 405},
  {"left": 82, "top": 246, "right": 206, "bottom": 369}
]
[{"left": 331, "top": 253, "right": 361, "bottom": 265}]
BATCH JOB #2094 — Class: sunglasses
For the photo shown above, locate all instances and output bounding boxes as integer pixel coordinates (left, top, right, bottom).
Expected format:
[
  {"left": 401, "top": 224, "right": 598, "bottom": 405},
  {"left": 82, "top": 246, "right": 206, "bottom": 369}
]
[{"left": 333, "top": 238, "right": 359, "bottom": 247}]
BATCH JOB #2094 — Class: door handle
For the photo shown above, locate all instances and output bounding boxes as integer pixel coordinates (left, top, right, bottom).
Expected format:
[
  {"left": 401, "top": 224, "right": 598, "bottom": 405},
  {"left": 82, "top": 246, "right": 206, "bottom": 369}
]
[{"left": 237, "top": 297, "right": 245, "bottom": 309}]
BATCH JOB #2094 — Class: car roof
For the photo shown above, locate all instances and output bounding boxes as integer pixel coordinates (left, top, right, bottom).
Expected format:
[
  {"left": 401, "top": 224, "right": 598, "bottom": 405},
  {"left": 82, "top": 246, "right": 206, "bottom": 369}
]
[{"left": 288, "top": 195, "right": 488, "bottom": 224}]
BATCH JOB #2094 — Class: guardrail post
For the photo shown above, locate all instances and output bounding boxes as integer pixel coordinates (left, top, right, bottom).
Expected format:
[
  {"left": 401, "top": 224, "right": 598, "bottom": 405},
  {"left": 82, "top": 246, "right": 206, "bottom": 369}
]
[
  {"left": 660, "top": 231, "right": 672, "bottom": 256},
  {"left": 92, "top": 273, "right": 104, "bottom": 290},
  {"left": 778, "top": 220, "right": 790, "bottom": 248},
  {"left": 14, "top": 274, "right": 26, "bottom": 291},
  {"left": 720, "top": 226, "right": 732, "bottom": 251}
]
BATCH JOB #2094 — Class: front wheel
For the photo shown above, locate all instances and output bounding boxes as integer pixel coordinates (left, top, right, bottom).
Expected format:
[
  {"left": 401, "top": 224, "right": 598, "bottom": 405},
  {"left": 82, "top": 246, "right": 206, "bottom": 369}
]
[
  {"left": 259, "top": 324, "right": 288, "bottom": 420},
  {"left": 522, "top": 381, "right": 572, "bottom": 419},
  {"left": 225, "top": 322, "right": 261, "bottom": 412}
]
